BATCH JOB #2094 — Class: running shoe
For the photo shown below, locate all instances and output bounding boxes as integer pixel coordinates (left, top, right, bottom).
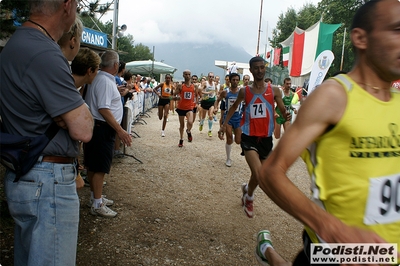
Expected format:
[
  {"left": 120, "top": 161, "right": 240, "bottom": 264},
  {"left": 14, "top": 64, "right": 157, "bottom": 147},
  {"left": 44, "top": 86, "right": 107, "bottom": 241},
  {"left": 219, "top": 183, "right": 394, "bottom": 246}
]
[
  {"left": 199, "top": 124, "right": 203, "bottom": 131},
  {"left": 242, "top": 193, "right": 254, "bottom": 218},
  {"left": 255, "top": 230, "right": 273, "bottom": 266},
  {"left": 225, "top": 159, "right": 232, "bottom": 167},
  {"left": 161, "top": 130, "right": 165, "bottom": 137},
  {"left": 187, "top": 130, "right": 193, "bottom": 142},
  {"left": 178, "top": 139, "right": 183, "bottom": 147},
  {"left": 208, "top": 131, "right": 212, "bottom": 137}
]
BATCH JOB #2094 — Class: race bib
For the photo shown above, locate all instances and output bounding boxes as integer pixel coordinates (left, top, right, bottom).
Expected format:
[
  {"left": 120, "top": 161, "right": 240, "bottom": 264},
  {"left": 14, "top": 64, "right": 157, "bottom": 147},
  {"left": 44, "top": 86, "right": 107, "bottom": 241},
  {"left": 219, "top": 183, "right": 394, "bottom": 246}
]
[
  {"left": 364, "top": 173, "right": 400, "bottom": 225},
  {"left": 184, "top": 92, "right": 192, "bottom": 100},
  {"left": 227, "top": 98, "right": 239, "bottom": 112},
  {"left": 250, "top": 103, "right": 267, "bottom": 119}
]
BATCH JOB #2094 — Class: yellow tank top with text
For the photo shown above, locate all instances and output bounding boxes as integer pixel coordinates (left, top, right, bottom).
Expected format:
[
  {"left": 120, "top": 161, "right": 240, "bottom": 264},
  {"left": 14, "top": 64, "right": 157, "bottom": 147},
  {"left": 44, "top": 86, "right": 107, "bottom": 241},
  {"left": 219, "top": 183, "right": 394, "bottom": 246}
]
[{"left": 302, "top": 74, "right": 400, "bottom": 246}]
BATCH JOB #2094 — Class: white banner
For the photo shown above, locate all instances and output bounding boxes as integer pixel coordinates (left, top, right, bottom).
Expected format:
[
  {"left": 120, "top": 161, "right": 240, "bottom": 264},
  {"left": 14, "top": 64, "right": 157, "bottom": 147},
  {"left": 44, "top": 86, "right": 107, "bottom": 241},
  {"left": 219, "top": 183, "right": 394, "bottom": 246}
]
[{"left": 307, "top": 50, "right": 334, "bottom": 95}]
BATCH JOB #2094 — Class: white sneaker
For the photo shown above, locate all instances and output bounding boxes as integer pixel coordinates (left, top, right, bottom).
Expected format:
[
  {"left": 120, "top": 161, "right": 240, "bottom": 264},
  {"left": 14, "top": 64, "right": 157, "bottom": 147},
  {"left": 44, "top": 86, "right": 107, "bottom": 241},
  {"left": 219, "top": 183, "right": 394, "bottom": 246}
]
[
  {"left": 161, "top": 130, "right": 165, "bottom": 137},
  {"left": 87, "top": 195, "right": 114, "bottom": 208},
  {"left": 90, "top": 203, "right": 117, "bottom": 218},
  {"left": 225, "top": 159, "right": 232, "bottom": 167}
]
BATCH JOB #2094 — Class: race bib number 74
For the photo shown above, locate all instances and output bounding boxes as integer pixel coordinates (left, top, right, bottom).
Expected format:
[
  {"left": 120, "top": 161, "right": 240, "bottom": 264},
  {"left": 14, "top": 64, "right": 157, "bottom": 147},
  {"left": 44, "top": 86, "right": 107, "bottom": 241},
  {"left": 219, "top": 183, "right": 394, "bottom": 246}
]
[
  {"left": 364, "top": 173, "right": 400, "bottom": 225},
  {"left": 250, "top": 103, "right": 267, "bottom": 119}
]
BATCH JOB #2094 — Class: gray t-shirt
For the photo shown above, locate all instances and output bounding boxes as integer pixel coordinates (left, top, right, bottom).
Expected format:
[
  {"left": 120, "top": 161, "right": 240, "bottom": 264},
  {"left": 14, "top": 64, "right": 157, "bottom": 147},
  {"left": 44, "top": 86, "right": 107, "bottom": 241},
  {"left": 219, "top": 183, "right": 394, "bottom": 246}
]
[{"left": 0, "top": 27, "right": 85, "bottom": 157}]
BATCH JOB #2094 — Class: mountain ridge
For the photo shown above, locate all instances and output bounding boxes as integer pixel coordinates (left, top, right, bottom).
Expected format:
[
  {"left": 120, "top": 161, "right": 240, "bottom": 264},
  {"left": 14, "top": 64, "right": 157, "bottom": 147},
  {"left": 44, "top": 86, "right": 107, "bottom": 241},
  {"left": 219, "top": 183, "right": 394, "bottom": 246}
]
[{"left": 143, "top": 42, "right": 253, "bottom": 79}]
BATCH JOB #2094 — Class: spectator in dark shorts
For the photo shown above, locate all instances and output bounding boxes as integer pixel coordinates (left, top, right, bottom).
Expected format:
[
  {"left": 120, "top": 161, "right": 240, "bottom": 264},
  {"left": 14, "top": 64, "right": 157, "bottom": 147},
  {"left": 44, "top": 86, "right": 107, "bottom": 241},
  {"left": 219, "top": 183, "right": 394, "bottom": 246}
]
[
  {"left": 84, "top": 50, "right": 132, "bottom": 218},
  {"left": 220, "top": 57, "right": 288, "bottom": 219},
  {"left": 254, "top": 1, "right": 400, "bottom": 265}
]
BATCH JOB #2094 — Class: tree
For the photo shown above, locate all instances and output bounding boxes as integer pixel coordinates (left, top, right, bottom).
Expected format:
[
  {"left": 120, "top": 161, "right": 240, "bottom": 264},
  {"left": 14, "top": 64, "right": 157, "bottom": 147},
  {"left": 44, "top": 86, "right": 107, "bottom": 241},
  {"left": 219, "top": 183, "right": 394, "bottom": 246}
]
[
  {"left": 296, "top": 3, "right": 322, "bottom": 30},
  {"left": 0, "top": 0, "right": 29, "bottom": 39},
  {"left": 0, "top": 0, "right": 153, "bottom": 63},
  {"left": 271, "top": 7, "right": 298, "bottom": 46}
]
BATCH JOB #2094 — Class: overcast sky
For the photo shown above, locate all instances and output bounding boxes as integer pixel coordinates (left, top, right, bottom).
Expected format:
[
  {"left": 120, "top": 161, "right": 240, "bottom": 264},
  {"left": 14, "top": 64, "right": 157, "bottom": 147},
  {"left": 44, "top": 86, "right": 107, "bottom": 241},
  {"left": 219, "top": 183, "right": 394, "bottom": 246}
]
[{"left": 100, "top": 0, "right": 320, "bottom": 55}]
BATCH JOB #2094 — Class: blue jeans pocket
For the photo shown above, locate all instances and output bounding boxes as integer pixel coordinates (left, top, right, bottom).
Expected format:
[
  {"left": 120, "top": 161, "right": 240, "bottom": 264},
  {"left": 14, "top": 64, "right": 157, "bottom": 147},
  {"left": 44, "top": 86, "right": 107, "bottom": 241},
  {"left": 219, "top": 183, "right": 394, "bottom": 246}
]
[{"left": 5, "top": 172, "right": 42, "bottom": 222}]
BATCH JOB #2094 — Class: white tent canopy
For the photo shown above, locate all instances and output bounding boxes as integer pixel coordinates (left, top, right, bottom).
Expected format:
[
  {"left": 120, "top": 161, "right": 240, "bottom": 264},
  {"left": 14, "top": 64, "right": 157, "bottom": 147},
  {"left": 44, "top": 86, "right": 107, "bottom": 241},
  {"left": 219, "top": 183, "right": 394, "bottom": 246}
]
[{"left": 125, "top": 60, "right": 177, "bottom": 75}]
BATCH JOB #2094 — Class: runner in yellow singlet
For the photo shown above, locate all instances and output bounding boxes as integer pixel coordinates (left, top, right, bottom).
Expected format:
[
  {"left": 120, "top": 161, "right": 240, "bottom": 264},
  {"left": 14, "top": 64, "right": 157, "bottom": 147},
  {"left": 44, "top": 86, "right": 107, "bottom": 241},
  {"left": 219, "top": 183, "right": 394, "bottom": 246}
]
[{"left": 253, "top": 1, "right": 400, "bottom": 265}]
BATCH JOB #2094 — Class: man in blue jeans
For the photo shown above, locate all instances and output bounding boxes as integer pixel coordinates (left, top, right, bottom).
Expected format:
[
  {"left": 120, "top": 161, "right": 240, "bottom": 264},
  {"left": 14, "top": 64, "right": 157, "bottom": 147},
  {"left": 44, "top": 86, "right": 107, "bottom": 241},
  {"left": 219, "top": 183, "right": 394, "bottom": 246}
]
[{"left": 0, "top": 0, "right": 93, "bottom": 265}]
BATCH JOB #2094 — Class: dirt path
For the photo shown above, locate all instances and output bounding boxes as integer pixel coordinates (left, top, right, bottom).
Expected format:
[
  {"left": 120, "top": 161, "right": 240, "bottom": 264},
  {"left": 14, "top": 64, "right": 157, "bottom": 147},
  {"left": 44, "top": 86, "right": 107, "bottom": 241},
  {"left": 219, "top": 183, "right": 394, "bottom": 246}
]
[{"left": 0, "top": 108, "right": 310, "bottom": 266}]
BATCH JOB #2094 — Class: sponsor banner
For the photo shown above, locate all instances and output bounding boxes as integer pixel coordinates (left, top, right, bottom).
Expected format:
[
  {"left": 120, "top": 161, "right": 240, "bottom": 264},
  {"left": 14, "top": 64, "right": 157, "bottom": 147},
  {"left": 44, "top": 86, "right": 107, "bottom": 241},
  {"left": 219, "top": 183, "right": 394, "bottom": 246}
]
[
  {"left": 307, "top": 50, "right": 334, "bottom": 95},
  {"left": 81, "top": 27, "right": 108, "bottom": 48},
  {"left": 310, "top": 243, "right": 398, "bottom": 265}
]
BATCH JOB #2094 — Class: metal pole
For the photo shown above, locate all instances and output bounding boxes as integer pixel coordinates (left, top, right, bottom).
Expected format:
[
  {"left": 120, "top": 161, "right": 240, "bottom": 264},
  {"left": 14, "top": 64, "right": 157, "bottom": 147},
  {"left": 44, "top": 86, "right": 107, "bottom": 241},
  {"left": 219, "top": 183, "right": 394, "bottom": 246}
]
[
  {"left": 340, "top": 27, "right": 346, "bottom": 71},
  {"left": 151, "top": 46, "right": 155, "bottom": 77},
  {"left": 256, "top": 0, "right": 263, "bottom": 55},
  {"left": 111, "top": 0, "right": 119, "bottom": 50}
]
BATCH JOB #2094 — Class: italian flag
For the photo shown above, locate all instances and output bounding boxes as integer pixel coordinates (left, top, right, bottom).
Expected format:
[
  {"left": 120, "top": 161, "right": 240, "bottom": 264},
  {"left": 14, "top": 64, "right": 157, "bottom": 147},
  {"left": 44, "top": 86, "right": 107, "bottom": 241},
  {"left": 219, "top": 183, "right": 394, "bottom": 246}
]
[
  {"left": 280, "top": 27, "right": 304, "bottom": 71},
  {"left": 282, "top": 47, "right": 289, "bottom": 67},
  {"left": 281, "top": 22, "right": 341, "bottom": 77}
]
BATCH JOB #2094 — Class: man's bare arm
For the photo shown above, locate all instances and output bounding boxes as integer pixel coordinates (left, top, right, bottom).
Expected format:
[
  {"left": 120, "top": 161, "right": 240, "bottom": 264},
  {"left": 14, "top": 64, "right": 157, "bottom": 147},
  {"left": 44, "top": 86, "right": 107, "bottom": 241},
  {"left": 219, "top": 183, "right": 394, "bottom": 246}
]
[
  {"left": 272, "top": 86, "right": 289, "bottom": 121},
  {"left": 61, "top": 103, "right": 93, "bottom": 143}
]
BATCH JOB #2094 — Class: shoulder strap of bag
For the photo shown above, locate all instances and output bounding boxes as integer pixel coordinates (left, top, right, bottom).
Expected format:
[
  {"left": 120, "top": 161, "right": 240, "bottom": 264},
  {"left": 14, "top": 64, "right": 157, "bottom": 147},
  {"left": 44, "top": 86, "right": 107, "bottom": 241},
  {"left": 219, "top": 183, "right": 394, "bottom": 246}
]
[{"left": 81, "top": 84, "right": 89, "bottom": 100}]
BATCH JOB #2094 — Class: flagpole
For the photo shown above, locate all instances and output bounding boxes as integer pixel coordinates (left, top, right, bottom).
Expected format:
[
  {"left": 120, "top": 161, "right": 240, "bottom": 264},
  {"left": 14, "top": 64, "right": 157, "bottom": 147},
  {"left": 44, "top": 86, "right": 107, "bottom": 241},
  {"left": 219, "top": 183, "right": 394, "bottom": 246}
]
[
  {"left": 256, "top": 0, "right": 263, "bottom": 55},
  {"left": 264, "top": 21, "right": 268, "bottom": 60},
  {"left": 340, "top": 27, "right": 346, "bottom": 71}
]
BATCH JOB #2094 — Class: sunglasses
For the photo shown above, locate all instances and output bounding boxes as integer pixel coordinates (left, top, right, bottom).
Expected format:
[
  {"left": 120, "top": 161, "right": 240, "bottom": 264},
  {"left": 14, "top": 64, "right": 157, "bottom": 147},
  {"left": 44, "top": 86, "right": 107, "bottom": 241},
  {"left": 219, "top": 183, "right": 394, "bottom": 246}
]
[{"left": 209, "top": 76, "right": 214, "bottom": 78}]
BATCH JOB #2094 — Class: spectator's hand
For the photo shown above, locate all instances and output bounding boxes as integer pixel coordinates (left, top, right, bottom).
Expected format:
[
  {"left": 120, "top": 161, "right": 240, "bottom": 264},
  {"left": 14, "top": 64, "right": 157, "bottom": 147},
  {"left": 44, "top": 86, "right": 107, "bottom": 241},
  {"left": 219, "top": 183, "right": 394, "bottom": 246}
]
[
  {"left": 118, "top": 129, "right": 132, "bottom": 147},
  {"left": 118, "top": 85, "right": 129, "bottom": 96},
  {"left": 53, "top": 116, "right": 68, "bottom": 129},
  {"left": 75, "top": 174, "right": 84, "bottom": 190}
]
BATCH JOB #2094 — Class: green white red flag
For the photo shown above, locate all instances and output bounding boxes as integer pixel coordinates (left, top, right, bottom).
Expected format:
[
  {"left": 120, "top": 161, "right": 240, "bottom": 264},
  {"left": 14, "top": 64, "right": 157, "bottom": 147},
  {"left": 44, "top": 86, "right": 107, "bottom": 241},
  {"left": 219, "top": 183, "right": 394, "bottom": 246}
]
[{"left": 280, "top": 22, "right": 341, "bottom": 77}]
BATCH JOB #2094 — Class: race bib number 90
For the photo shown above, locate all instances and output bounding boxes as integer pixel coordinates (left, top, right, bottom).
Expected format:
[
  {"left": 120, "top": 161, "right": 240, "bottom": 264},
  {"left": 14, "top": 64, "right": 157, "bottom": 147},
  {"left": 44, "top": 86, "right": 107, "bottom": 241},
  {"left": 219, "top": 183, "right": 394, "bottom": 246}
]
[
  {"left": 364, "top": 173, "right": 400, "bottom": 225},
  {"left": 250, "top": 103, "right": 267, "bottom": 119}
]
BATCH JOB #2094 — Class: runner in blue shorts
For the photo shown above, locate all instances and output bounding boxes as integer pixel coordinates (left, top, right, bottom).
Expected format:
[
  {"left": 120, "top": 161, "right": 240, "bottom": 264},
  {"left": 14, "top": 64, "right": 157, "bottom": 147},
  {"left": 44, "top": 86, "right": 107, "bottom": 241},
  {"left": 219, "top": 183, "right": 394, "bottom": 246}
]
[{"left": 215, "top": 73, "right": 242, "bottom": 167}]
